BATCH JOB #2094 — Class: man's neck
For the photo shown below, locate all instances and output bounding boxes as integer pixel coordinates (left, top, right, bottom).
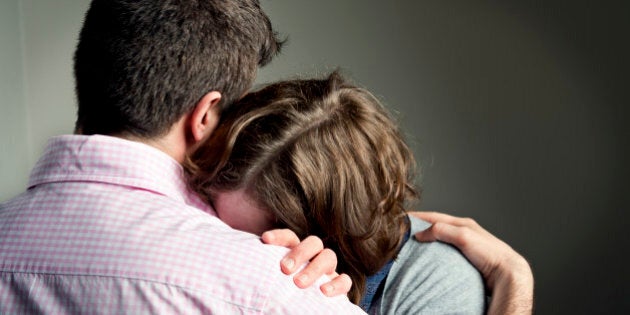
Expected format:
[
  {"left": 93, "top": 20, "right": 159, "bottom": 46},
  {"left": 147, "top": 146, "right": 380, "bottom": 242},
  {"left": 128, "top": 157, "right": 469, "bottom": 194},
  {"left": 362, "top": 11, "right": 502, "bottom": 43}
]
[
  {"left": 75, "top": 116, "right": 191, "bottom": 164},
  {"left": 124, "top": 133, "right": 187, "bottom": 164}
]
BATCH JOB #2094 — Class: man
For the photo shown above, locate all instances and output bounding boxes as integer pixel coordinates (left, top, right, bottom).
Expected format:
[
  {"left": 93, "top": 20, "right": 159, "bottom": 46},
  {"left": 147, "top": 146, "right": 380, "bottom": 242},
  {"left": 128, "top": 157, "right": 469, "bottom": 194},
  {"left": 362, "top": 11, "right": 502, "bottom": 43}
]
[
  {"left": 0, "top": 0, "right": 533, "bottom": 313},
  {"left": 0, "top": 0, "right": 362, "bottom": 313}
]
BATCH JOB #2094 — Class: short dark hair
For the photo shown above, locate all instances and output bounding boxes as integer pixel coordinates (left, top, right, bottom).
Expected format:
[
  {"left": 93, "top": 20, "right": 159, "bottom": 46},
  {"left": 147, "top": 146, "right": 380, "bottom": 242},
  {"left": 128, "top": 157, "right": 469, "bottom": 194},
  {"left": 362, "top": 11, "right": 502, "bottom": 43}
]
[
  {"left": 187, "top": 72, "right": 419, "bottom": 303},
  {"left": 74, "top": 0, "right": 282, "bottom": 138}
]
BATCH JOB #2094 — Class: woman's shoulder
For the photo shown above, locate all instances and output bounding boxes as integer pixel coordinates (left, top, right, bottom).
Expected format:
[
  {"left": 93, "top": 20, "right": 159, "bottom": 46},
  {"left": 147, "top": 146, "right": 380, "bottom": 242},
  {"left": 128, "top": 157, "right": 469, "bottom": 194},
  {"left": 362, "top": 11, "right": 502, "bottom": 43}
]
[
  {"left": 372, "top": 215, "right": 486, "bottom": 314},
  {"left": 404, "top": 215, "right": 474, "bottom": 264}
]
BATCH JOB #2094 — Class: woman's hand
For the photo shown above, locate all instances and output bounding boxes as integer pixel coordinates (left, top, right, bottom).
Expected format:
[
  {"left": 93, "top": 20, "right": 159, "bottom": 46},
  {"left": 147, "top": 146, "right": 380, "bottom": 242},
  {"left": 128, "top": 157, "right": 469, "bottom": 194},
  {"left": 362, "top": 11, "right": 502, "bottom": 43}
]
[
  {"left": 261, "top": 229, "right": 352, "bottom": 297},
  {"left": 411, "top": 211, "right": 534, "bottom": 315}
]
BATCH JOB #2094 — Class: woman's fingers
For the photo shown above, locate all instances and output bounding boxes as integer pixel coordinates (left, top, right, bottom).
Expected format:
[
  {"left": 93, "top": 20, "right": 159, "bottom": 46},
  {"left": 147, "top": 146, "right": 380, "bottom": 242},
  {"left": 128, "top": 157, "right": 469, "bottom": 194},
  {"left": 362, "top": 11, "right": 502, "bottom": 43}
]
[
  {"left": 410, "top": 211, "right": 485, "bottom": 234},
  {"left": 292, "top": 247, "right": 336, "bottom": 288},
  {"left": 261, "top": 230, "right": 349, "bottom": 296},
  {"left": 261, "top": 228, "right": 300, "bottom": 248},
  {"left": 320, "top": 272, "right": 352, "bottom": 297}
]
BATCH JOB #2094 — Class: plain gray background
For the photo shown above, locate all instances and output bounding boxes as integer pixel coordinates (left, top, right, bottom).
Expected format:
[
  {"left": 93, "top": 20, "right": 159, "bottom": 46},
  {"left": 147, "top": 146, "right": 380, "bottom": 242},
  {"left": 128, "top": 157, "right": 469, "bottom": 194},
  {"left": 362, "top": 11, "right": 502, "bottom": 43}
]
[{"left": 1, "top": 1, "right": 628, "bottom": 313}]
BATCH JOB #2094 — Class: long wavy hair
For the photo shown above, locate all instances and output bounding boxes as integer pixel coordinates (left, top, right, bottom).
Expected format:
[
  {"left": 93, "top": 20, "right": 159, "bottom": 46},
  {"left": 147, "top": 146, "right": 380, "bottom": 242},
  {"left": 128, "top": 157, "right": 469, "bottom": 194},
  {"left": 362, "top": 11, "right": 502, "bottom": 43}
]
[{"left": 187, "top": 72, "right": 419, "bottom": 303}]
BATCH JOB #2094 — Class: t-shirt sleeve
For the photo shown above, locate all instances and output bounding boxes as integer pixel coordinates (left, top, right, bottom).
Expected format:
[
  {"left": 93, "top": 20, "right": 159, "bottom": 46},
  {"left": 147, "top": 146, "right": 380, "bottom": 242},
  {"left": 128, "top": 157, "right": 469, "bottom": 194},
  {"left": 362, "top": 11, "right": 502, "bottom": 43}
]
[{"left": 373, "top": 216, "right": 486, "bottom": 314}]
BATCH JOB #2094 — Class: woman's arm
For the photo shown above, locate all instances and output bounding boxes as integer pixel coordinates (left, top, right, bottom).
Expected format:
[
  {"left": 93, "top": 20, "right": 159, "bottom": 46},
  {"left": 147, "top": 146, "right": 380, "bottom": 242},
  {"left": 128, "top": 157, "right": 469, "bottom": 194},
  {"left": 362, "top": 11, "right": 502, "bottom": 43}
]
[{"left": 411, "top": 211, "right": 534, "bottom": 315}]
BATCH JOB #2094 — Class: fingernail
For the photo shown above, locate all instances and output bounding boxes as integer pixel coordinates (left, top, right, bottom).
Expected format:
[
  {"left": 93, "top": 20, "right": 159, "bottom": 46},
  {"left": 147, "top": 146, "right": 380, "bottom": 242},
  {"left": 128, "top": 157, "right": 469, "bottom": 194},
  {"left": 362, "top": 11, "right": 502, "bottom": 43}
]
[
  {"left": 262, "top": 231, "right": 274, "bottom": 242},
  {"left": 322, "top": 284, "right": 334, "bottom": 295},
  {"left": 297, "top": 274, "right": 309, "bottom": 285},
  {"left": 282, "top": 257, "right": 295, "bottom": 271}
]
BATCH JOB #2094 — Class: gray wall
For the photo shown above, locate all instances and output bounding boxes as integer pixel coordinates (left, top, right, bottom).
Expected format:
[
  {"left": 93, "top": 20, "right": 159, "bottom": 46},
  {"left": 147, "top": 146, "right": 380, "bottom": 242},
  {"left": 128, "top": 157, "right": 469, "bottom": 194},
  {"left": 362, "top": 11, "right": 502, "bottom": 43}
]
[
  {"left": 0, "top": 0, "right": 29, "bottom": 199},
  {"left": 0, "top": 0, "right": 90, "bottom": 200},
  {"left": 1, "top": 0, "right": 627, "bottom": 313},
  {"left": 20, "top": 0, "right": 90, "bottom": 161}
]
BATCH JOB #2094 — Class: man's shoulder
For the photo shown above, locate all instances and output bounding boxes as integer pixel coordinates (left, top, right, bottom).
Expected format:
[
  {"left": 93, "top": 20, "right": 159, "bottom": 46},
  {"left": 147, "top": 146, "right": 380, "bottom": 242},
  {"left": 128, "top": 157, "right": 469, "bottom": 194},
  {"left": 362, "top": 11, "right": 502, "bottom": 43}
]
[
  {"left": 1, "top": 139, "right": 364, "bottom": 313},
  {"left": 1, "top": 183, "right": 289, "bottom": 301}
]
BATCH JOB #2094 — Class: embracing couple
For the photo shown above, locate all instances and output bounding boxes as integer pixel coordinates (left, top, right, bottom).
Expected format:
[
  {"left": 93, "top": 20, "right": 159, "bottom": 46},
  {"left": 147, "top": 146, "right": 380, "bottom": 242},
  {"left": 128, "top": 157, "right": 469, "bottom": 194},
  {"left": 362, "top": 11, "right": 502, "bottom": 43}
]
[{"left": 0, "top": 1, "right": 533, "bottom": 314}]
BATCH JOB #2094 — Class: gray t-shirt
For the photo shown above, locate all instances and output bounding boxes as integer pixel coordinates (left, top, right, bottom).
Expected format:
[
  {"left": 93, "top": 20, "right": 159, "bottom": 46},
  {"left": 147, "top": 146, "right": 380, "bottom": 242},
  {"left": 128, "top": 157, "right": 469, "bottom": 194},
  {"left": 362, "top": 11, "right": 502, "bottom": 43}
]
[{"left": 369, "top": 216, "right": 486, "bottom": 314}]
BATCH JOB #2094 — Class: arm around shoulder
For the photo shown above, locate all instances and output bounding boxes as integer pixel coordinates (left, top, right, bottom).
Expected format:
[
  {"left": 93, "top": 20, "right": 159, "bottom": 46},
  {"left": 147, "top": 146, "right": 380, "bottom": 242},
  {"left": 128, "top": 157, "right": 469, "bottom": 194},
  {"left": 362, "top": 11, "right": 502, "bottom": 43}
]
[{"left": 411, "top": 211, "right": 534, "bottom": 315}]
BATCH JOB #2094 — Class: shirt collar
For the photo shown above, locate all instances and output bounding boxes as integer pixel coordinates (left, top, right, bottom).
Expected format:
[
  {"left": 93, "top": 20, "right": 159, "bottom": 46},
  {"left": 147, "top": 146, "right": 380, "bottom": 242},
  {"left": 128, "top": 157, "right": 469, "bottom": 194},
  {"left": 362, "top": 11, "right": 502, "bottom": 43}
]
[{"left": 28, "top": 134, "right": 213, "bottom": 213}]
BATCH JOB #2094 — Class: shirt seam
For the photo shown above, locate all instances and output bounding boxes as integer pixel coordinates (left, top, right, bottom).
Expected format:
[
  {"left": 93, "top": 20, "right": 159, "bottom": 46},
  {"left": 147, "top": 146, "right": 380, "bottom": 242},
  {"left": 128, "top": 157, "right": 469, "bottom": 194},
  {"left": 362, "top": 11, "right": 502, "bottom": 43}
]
[{"left": 0, "top": 269, "right": 265, "bottom": 312}]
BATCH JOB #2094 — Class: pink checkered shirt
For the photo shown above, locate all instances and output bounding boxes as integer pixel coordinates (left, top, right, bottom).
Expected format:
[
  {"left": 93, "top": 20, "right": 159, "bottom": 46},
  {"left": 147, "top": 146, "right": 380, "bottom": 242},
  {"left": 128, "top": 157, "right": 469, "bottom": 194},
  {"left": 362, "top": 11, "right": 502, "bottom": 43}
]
[{"left": 0, "top": 135, "right": 364, "bottom": 314}]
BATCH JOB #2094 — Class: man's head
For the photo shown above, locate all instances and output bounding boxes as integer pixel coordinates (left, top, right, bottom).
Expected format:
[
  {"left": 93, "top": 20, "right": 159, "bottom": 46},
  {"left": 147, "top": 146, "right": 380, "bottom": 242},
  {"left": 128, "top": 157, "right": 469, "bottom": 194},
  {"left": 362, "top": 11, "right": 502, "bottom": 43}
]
[{"left": 74, "top": 0, "right": 282, "bottom": 139}]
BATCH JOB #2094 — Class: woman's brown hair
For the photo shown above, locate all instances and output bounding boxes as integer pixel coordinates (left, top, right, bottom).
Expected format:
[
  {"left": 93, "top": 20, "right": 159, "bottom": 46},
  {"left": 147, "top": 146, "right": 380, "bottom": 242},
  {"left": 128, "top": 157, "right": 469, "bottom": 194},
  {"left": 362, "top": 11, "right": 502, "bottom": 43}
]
[{"left": 187, "top": 72, "right": 419, "bottom": 303}]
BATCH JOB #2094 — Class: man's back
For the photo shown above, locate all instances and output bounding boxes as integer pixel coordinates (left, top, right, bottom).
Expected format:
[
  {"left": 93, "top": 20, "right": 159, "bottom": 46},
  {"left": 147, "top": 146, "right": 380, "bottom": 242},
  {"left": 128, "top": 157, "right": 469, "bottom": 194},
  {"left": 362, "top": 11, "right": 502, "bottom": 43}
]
[{"left": 0, "top": 135, "right": 362, "bottom": 314}]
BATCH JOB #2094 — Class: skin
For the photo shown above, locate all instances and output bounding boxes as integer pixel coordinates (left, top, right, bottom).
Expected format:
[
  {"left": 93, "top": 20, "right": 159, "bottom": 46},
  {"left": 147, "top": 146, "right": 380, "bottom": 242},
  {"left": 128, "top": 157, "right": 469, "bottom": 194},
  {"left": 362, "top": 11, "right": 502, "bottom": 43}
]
[
  {"left": 212, "top": 189, "right": 276, "bottom": 236},
  {"left": 262, "top": 229, "right": 352, "bottom": 296}
]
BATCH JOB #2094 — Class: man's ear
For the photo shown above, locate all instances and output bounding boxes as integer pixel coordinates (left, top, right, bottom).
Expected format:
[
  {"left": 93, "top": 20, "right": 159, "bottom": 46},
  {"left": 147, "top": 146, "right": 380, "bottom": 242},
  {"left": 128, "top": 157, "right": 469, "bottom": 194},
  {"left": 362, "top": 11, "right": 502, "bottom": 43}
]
[{"left": 189, "top": 91, "right": 221, "bottom": 143}]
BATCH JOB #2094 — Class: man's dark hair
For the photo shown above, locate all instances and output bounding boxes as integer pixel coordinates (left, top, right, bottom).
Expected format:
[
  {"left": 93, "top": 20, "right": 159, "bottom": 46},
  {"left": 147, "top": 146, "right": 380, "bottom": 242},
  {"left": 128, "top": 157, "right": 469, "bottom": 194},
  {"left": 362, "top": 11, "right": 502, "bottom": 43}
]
[{"left": 74, "top": 0, "right": 282, "bottom": 138}]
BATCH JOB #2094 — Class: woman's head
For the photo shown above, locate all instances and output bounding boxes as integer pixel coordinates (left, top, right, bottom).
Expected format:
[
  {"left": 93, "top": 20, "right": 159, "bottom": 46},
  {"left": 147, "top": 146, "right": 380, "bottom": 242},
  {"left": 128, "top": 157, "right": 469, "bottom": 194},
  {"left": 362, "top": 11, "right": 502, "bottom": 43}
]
[{"left": 187, "top": 72, "right": 419, "bottom": 303}]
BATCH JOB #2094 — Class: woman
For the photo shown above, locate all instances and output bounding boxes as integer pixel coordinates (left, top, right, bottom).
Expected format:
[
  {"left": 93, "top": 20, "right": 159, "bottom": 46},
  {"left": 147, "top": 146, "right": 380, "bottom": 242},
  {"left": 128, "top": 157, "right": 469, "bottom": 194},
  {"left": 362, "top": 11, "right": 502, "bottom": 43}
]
[{"left": 187, "top": 72, "right": 485, "bottom": 313}]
